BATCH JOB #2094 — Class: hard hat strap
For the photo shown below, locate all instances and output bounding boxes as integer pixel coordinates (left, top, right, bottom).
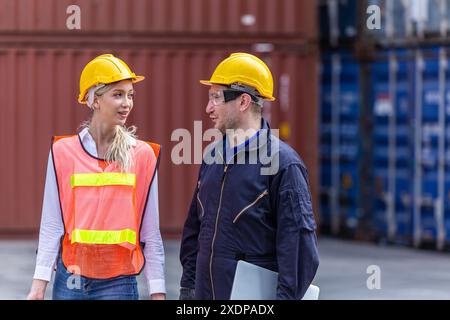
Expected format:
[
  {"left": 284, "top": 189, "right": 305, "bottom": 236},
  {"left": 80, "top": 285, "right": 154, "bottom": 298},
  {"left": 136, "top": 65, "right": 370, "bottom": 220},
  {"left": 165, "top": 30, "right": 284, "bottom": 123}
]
[
  {"left": 224, "top": 83, "right": 263, "bottom": 106},
  {"left": 229, "top": 82, "right": 262, "bottom": 98}
]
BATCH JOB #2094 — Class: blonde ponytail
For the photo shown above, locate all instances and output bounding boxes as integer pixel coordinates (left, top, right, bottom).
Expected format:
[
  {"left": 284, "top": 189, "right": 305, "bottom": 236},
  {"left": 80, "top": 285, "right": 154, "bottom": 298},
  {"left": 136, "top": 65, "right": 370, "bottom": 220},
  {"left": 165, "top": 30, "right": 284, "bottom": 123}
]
[
  {"left": 79, "top": 120, "right": 137, "bottom": 172},
  {"left": 104, "top": 125, "right": 137, "bottom": 172}
]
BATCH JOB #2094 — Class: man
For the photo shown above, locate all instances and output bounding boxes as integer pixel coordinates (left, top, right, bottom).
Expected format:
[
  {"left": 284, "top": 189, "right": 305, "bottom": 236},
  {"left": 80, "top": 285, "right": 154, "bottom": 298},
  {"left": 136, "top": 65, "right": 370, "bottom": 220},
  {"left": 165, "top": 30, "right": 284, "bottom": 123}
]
[{"left": 179, "top": 53, "right": 319, "bottom": 300}]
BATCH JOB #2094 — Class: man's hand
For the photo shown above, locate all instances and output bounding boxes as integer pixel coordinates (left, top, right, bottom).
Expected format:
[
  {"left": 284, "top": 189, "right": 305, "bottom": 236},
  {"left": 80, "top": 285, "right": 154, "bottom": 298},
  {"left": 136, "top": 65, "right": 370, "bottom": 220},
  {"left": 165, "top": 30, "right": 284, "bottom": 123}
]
[
  {"left": 27, "top": 279, "right": 49, "bottom": 300},
  {"left": 179, "top": 287, "right": 195, "bottom": 300}
]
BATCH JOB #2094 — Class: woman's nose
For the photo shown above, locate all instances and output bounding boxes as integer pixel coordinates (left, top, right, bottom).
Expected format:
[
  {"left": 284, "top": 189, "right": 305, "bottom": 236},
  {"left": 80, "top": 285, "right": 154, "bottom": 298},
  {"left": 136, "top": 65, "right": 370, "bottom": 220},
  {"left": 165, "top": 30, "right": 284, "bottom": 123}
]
[{"left": 123, "top": 97, "right": 132, "bottom": 108}]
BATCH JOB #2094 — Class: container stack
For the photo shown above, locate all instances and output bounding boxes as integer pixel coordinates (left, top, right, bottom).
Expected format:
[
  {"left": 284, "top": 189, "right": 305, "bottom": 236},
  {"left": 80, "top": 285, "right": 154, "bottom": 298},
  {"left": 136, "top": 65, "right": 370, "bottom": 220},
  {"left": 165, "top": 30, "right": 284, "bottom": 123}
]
[{"left": 319, "top": 0, "right": 450, "bottom": 250}]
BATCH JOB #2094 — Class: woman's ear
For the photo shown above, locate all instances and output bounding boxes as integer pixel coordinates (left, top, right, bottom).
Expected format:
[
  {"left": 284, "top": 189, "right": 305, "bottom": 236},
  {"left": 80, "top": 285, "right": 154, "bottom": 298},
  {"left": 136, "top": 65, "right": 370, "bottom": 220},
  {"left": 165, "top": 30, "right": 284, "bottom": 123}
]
[{"left": 93, "top": 97, "right": 100, "bottom": 110}]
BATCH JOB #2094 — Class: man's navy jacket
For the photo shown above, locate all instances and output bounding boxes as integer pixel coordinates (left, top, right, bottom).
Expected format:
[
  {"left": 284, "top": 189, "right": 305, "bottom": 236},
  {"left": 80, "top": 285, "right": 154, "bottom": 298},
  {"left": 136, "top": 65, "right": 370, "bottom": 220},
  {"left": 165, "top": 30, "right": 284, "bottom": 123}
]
[{"left": 180, "top": 119, "right": 319, "bottom": 300}]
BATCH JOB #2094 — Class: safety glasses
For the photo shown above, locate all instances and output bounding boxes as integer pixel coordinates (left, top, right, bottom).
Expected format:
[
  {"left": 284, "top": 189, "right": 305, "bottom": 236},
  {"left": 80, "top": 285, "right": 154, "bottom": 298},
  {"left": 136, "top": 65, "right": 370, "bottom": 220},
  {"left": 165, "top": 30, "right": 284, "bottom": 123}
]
[{"left": 208, "top": 89, "right": 259, "bottom": 106}]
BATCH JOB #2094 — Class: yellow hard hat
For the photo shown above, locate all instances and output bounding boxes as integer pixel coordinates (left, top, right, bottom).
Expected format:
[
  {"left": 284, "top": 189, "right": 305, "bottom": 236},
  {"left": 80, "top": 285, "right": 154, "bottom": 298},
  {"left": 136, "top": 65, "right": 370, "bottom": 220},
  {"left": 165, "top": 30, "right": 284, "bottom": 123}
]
[
  {"left": 200, "top": 52, "right": 275, "bottom": 101},
  {"left": 78, "top": 54, "right": 145, "bottom": 104}
]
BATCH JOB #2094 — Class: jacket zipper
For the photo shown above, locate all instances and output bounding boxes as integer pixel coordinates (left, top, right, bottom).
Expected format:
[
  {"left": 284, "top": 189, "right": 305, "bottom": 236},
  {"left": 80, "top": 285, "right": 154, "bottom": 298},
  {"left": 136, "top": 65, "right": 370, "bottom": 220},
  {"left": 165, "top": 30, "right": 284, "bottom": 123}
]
[
  {"left": 196, "top": 181, "right": 205, "bottom": 219},
  {"left": 232, "top": 189, "right": 269, "bottom": 224},
  {"left": 209, "top": 138, "right": 259, "bottom": 299},
  {"left": 209, "top": 164, "right": 228, "bottom": 300}
]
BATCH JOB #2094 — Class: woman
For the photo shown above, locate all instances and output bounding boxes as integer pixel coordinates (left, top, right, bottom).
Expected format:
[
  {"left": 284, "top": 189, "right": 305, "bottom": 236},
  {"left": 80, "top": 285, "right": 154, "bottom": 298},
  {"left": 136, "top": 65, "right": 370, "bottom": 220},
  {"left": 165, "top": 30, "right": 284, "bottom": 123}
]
[{"left": 27, "top": 54, "right": 165, "bottom": 300}]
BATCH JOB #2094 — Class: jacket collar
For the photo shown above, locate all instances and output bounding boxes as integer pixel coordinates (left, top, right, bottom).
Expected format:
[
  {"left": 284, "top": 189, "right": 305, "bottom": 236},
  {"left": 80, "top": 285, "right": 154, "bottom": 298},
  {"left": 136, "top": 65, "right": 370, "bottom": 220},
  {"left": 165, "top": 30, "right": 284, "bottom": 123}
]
[{"left": 215, "top": 118, "right": 272, "bottom": 163}]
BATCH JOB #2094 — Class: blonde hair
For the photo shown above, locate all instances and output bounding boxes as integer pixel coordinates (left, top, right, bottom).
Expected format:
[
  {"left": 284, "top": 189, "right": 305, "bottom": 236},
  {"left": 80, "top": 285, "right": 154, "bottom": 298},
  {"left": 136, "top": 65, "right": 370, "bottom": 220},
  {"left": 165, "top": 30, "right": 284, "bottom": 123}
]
[
  {"left": 81, "top": 83, "right": 137, "bottom": 172},
  {"left": 106, "top": 125, "right": 137, "bottom": 172}
]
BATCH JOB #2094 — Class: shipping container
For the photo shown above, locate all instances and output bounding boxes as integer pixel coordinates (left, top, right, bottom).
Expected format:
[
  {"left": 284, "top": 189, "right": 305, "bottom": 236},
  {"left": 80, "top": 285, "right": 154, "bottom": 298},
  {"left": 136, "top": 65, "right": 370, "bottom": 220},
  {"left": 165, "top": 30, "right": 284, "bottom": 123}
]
[
  {"left": 319, "top": 0, "right": 358, "bottom": 47},
  {"left": 366, "top": 0, "right": 410, "bottom": 40},
  {"left": 0, "top": 0, "right": 316, "bottom": 38},
  {"left": 411, "top": 47, "right": 450, "bottom": 250},
  {"left": 319, "top": 50, "right": 362, "bottom": 236},
  {"left": 321, "top": 0, "right": 450, "bottom": 48},
  {"left": 371, "top": 49, "right": 414, "bottom": 245}
]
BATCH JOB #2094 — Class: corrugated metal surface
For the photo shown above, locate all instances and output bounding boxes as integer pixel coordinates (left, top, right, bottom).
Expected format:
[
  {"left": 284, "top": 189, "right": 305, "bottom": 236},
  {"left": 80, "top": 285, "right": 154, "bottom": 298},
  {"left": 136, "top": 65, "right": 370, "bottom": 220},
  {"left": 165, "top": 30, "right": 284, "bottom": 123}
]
[
  {"left": 0, "top": 0, "right": 319, "bottom": 238},
  {"left": 0, "top": 0, "right": 316, "bottom": 37},
  {"left": 0, "top": 48, "right": 318, "bottom": 238}
]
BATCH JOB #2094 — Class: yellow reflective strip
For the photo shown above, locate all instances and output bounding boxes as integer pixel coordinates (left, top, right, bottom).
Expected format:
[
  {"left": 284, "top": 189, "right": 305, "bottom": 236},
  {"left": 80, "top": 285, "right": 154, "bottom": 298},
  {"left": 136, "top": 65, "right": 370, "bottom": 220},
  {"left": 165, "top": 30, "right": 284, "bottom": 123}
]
[
  {"left": 71, "top": 229, "right": 136, "bottom": 245},
  {"left": 71, "top": 173, "right": 136, "bottom": 188}
]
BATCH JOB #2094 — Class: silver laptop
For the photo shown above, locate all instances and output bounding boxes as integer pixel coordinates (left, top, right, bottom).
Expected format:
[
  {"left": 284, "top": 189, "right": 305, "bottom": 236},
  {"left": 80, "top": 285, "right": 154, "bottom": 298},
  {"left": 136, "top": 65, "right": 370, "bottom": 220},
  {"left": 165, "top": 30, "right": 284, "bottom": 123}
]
[
  {"left": 230, "top": 260, "right": 278, "bottom": 300},
  {"left": 230, "top": 260, "right": 319, "bottom": 300}
]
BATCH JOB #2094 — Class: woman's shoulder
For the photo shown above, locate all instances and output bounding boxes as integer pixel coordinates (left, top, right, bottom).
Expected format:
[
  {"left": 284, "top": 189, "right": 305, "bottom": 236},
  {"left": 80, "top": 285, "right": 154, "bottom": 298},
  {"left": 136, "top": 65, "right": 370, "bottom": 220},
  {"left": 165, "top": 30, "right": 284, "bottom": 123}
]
[
  {"left": 135, "top": 139, "right": 161, "bottom": 159},
  {"left": 52, "top": 134, "right": 78, "bottom": 150}
]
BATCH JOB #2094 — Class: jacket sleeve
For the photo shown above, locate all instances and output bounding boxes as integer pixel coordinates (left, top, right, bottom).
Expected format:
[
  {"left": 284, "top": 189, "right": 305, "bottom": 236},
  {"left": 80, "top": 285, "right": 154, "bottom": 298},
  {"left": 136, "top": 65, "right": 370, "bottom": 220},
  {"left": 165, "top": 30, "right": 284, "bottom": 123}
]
[
  {"left": 273, "top": 163, "right": 320, "bottom": 300},
  {"left": 179, "top": 165, "right": 203, "bottom": 290}
]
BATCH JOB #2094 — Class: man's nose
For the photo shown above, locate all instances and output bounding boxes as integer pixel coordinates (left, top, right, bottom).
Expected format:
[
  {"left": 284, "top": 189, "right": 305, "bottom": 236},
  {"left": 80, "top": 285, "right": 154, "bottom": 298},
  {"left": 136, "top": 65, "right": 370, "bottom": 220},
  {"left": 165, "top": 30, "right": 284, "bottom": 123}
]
[{"left": 206, "top": 100, "right": 215, "bottom": 114}]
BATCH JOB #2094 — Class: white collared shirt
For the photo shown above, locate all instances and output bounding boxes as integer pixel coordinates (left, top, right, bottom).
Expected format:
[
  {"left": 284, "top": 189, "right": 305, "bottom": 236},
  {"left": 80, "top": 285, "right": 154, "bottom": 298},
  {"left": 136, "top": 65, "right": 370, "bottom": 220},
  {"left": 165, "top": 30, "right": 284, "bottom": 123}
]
[{"left": 33, "top": 128, "right": 166, "bottom": 295}]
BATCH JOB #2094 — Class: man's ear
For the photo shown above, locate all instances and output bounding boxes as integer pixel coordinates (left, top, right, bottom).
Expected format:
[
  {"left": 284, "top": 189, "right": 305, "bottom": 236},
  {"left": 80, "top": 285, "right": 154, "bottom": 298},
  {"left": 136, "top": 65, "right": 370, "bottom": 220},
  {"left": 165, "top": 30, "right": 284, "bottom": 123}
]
[{"left": 239, "top": 93, "right": 252, "bottom": 112}]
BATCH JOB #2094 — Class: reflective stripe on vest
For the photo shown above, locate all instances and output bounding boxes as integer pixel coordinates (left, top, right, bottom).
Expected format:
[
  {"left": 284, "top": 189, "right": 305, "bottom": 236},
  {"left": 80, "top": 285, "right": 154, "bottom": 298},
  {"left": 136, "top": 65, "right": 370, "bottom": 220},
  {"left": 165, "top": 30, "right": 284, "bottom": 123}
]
[
  {"left": 71, "top": 228, "right": 136, "bottom": 245},
  {"left": 71, "top": 173, "right": 136, "bottom": 188},
  {"left": 52, "top": 134, "right": 160, "bottom": 279}
]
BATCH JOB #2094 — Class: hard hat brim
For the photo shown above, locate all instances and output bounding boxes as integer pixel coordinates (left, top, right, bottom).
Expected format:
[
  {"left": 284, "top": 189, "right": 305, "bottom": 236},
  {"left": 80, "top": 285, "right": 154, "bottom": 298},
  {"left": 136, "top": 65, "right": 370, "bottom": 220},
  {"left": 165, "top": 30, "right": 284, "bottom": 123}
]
[
  {"left": 199, "top": 80, "right": 218, "bottom": 86},
  {"left": 199, "top": 80, "right": 276, "bottom": 101},
  {"left": 78, "top": 75, "right": 145, "bottom": 104},
  {"left": 131, "top": 75, "right": 145, "bottom": 83}
]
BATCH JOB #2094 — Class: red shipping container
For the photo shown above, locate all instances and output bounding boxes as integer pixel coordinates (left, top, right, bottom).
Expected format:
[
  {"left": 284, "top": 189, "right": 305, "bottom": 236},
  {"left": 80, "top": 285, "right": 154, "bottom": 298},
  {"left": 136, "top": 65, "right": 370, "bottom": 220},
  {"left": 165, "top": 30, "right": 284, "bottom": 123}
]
[{"left": 0, "top": 0, "right": 316, "bottom": 38}]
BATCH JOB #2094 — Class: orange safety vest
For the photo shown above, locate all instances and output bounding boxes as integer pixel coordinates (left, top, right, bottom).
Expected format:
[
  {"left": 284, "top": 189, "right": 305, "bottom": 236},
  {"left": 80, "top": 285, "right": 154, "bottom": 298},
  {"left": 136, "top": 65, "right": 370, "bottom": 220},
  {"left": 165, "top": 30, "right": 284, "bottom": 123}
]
[{"left": 51, "top": 134, "right": 161, "bottom": 279}]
